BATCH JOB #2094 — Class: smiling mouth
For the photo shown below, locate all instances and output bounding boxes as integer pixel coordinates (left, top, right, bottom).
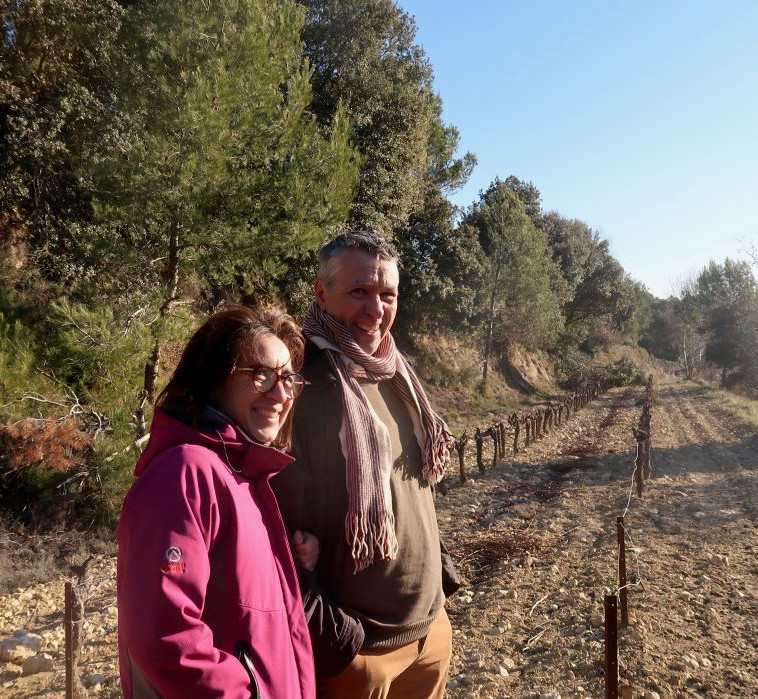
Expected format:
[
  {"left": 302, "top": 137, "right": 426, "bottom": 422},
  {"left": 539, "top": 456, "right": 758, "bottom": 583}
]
[
  {"left": 355, "top": 324, "right": 380, "bottom": 334},
  {"left": 255, "top": 408, "right": 282, "bottom": 419}
]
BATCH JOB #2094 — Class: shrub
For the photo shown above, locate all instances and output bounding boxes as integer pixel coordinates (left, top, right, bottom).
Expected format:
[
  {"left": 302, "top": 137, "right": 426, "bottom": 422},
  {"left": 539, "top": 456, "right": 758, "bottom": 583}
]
[
  {"left": 0, "top": 292, "right": 204, "bottom": 528},
  {"left": 602, "top": 357, "right": 644, "bottom": 387},
  {"left": 554, "top": 349, "right": 643, "bottom": 390},
  {"left": 0, "top": 418, "right": 95, "bottom": 527},
  {"left": 0, "top": 309, "right": 66, "bottom": 422}
]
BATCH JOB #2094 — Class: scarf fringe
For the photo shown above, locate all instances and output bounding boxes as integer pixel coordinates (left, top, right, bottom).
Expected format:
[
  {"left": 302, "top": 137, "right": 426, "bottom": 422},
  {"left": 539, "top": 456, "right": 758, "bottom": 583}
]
[
  {"left": 422, "top": 434, "right": 450, "bottom": 484},
  {"left": 345, "top": 510, "right": 399, "bottom": 573}
]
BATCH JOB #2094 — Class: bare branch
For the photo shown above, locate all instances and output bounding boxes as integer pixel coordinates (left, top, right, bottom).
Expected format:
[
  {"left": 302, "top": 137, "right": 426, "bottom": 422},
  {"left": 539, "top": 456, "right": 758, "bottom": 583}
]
[
  {"left": 103, "top": 433, "right": 150, "bottom": 463},
  {"left": 0, "top": 393, "right": 69, "bottom": 411}
]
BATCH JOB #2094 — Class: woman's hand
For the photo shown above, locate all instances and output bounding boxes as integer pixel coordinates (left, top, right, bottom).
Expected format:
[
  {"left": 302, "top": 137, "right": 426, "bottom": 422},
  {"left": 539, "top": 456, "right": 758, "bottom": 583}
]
[{"left": 292, "top": 530, "right": 319, "bottom": 571}]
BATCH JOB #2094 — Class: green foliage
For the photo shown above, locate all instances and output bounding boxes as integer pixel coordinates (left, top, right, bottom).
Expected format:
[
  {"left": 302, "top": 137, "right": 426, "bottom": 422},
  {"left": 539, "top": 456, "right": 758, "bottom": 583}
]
[
  {"left": 0, "top": 291, "right": 66, "bottom": 420},
  {"left": 393, "top": 185, "right": 485, "bottom": 337},
  {"left": 0, "top": 0, "right": 129, "bottom": 286},
  {"left": 620, "top": 280, "right": 656, "bottom": 343},
  {"left": 501, "top": 175, "right": 543, "bottom": 219},
  {"left": 301, "top": 0, "right": 431, "bottom": 233},
  {"left": 602, "top": 357, "right": 645, "bottom": 387},
  {"left": 299, "top": 0, "right": 477, "bottom": 336},
  {"left": 0, "top": 288, "right": 201, "bottom": 527},
  {"left": 464, "top": 181, "right": 561, "bottom": 352},
  {"left": 94, "top": 0, "right": 358, "bottom": 301},
  {"left": 87, "top": 446, "right": 138, "bottom": 527},
  {"left": 1, "top": 0, "right": 665, "bottom": 530},
  {"left": 553, "top": 350, "right": 642, "bottom": 391},
  {"left": 639, "top": 297, "right": 682, "bottom": 361},
  {"left": 41, "top": 298, "right": 193, "bottom": 408},
  {"left": 0, "top": 297, "right": 202, "bottom": 527},
  {"left": 301, "top": 0, "right": 473, "bottom": 234},
  {"left": 425, "top": 94, "right": 477, "bottom": 194},
  {"left": 690, "top": 259, "right": 758, "bottom": 386},
  {"left": 638, "top": 260, "right": 758, "bottom": 390},
  {"left": 43, "top": 300, "right": 143, "bottom": 397},
  {"left": 0, "top": 0, "right": 365, "bottom": 528},
  {"left": 539, "top": 212, "right": 635, "bottom": 346}
]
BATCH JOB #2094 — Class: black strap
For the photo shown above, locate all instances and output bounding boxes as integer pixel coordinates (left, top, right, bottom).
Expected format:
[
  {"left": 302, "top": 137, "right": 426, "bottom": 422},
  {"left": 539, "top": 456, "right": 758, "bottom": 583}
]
[{"left": 233, "top": 641, "right": 261, "bottom": 699}]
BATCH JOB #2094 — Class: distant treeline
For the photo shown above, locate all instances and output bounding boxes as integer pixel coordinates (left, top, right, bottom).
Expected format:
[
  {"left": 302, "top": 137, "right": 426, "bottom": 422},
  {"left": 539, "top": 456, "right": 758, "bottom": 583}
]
[
  {"left": 1, "top": 0, "right": 756, "bottom": 525},
  {"left": 640, "top": 258, "right": 758, "bottom": 390}
]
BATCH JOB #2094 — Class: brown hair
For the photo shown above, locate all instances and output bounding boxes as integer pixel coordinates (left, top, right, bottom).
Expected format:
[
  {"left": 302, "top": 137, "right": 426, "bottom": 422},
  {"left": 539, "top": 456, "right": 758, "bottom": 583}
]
[{"left": 157, "top": 305, "right": 304, "bottom": 450}]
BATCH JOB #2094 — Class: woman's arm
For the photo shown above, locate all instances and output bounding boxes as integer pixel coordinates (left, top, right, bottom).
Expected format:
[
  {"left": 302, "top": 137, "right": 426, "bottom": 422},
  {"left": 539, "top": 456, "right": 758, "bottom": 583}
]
[{"left": 118, "top": 452, "right": 251, "bottom": 698}]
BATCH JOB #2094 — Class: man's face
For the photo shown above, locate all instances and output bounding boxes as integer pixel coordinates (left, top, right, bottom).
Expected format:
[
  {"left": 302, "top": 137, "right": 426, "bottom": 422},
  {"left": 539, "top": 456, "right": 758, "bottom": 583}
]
[{"left": 315, "top": 249, "right": 400, "bottom": 355}]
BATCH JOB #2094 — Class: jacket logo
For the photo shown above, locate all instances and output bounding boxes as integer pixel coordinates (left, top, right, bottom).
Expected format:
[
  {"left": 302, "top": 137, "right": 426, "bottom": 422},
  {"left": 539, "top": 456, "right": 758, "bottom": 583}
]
[
  {"left": 161, "top": 546, "right": 186, "bottom": 574},
  {"left": 165, "top": 546, "right": 182, "bottom": 563}
]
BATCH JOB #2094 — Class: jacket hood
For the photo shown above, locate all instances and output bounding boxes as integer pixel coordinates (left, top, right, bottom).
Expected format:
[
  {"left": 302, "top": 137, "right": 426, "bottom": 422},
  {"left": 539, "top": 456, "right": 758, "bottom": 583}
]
[{"left": 135, "top": 408, "right": 294, "bottom": 479}]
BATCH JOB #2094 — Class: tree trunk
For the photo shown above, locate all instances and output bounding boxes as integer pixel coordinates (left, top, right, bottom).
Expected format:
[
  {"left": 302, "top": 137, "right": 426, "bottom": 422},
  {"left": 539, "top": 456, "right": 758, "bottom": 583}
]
[
  {"left": 481, "top": 265, "right": 501, "bottom": 392},
  {"left": 135, "top": 221, "right": 181, "bottom": 437},
  {"left": 682, "top": 329, "right": 690, "bottom": 379}
]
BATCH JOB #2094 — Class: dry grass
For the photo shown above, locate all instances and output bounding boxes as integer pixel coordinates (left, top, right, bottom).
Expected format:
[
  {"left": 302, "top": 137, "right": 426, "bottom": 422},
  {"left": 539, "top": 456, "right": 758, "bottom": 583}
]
[
  {"left": 0, "top": 524, "right": 116, "bottom": 594},
  {"left": 406, "top": 335, "right": 559, "bottom": 434},
  {"left": 456, "top": 528, "right": 543, "bottom": 585},
  {"left": 691, "top": 380, "right": 758, "bottom": 431}
]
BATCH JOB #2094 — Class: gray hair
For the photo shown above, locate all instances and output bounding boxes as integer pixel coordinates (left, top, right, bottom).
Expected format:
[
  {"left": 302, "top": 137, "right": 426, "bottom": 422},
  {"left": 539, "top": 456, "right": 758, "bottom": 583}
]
[{"left": 317, "top": 230, "right": 400, "bottom": 287}]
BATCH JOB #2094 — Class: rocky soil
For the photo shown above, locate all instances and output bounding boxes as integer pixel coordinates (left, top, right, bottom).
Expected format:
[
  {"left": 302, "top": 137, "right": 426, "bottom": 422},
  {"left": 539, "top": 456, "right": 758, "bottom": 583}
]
[
  {"left": 439, "top": 379, "right": 758, "bottom": 698},
  {"left": 1, "top": 377, "right": 757, "bottom": 698}
]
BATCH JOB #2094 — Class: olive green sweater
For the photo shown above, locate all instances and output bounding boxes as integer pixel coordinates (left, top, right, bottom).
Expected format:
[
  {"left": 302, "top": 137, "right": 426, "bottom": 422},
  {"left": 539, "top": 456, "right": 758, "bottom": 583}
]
[{"left": 332, "top": 380, "right": 444, "bottom": 649}]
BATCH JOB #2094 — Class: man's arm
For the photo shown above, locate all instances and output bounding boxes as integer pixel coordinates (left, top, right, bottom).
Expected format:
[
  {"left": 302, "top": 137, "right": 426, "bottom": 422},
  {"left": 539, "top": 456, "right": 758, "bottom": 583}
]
[
  {"left": 293, "top": 530, "right": 319, "bottom": 571},
  {"left": 440, "top": 536, "right": 462, "bottom": 597},
  {"left": 298, "top": 569, "right": 365, "bottom": 676}
]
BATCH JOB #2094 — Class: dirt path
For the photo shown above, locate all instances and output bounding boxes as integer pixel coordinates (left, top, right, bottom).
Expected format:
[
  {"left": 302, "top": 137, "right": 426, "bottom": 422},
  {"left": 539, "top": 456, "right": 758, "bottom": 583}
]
[
  {"left": 438, "top": 378, "right": 758, "bottom": 698},
  {"left": 1, "top": 377, "right": 756, "bottom": 698}
]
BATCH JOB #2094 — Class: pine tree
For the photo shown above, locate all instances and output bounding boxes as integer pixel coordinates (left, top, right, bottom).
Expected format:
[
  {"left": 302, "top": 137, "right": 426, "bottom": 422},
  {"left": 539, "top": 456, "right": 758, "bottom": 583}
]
[
  {"left": 463, "top": 182, "right": 560, "bottom": 388},
  {"left": 93, "top": 0, "right": 359, "bottom": 430}
]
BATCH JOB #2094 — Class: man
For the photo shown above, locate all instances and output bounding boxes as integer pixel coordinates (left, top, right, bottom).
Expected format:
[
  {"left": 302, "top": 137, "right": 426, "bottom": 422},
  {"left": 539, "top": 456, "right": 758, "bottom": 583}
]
[{"left": 274, "top": 230, "right": 459, "bottom": 698}]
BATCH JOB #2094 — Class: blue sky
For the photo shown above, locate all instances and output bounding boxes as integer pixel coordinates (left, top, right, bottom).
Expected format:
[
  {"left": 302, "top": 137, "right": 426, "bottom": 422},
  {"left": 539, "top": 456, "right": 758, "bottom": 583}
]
[{"left": 398, "top": 0, "right": 758, "bottom": 298}]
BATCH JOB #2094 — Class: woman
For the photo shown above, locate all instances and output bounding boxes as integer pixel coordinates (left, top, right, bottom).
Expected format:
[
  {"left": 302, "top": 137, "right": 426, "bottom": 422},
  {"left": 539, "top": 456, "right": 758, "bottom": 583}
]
[{"left": 117, "top": 305, "right": 316, "bottom": 698}]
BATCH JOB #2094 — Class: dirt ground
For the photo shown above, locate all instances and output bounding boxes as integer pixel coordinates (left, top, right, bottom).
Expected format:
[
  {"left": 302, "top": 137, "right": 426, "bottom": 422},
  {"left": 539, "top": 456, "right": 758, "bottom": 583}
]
[
  {"left": 1, "top": 376, "right": 757, "bottom": 698},
  {"left": 439, "top": 378, "right": 758, "bottom": 698}
]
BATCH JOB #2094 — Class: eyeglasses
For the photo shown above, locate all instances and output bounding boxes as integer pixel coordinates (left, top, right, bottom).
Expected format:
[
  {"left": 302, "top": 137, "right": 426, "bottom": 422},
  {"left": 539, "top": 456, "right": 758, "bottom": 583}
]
[{"left": 236, "top": 367, "right": 307, "bottom": 399}]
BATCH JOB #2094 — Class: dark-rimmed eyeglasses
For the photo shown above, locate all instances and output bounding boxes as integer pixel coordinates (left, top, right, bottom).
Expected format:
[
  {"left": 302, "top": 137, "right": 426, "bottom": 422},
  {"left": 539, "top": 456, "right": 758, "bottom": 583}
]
[{"left": 235, "top": 367, "right": 307, "bottom": 399}]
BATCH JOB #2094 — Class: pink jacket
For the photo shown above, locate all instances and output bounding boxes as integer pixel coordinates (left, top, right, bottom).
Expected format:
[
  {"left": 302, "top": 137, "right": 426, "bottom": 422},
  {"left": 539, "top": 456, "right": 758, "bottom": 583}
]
[{"left": 117, "top": 409, "right": 315, "bottom": 698}]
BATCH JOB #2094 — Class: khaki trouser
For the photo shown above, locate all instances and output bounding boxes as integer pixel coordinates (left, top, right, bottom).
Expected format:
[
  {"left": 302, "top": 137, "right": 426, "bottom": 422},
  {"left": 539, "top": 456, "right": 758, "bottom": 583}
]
[{"left": 318, "top": 607, "right": 452, "bottom": 699}]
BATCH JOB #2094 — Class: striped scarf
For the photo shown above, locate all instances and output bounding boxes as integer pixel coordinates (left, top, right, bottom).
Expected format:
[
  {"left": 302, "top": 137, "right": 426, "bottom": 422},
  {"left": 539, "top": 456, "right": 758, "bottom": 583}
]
[{"left": 303, "top": 302, "right": 453, "bottom": 572}]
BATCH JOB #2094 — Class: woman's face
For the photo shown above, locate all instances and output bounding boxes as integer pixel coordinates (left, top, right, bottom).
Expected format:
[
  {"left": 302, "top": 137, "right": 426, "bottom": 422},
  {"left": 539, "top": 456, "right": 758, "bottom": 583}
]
[{"left": 214, "top": 334, "right": 294, "bottom": 445}]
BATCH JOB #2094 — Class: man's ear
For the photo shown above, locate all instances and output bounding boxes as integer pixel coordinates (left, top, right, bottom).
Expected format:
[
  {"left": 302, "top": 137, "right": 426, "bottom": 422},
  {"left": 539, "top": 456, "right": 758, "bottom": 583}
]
[{"left": 314, "top": 277, "right": 326, "bottom": 309}]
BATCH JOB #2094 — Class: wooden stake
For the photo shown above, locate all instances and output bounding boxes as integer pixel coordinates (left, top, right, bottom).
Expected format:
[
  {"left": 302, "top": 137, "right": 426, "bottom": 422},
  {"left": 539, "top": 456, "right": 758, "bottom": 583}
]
[
  {"left": 455, "top": 435, "right": 468, "bottom": 484},
  {"left": 604, "top": 594, "right": 619, "bottom": 699},
  {"left": 617, "top": 517, "right": 629, "bottom": 626},
  {"left": 65, "top": 582, "right": 73, "bottom": 699}
]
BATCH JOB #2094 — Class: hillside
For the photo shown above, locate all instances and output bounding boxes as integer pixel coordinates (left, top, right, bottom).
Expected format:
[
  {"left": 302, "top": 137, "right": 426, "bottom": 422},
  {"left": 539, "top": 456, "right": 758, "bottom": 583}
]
[{"left": 409, "top": 336, "right": 656, "bottom": 435}]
